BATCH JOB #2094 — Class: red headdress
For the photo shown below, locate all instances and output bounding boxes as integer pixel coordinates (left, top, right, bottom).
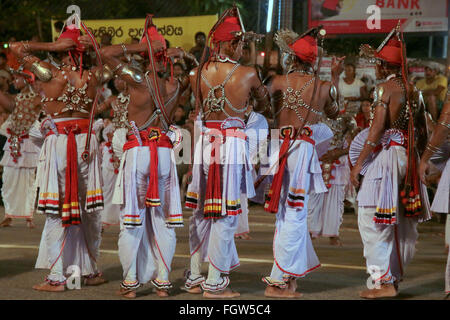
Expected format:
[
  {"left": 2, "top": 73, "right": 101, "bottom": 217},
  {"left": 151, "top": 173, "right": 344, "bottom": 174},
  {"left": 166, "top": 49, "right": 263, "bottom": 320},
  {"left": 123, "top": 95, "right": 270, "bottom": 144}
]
[
  {"left": 289, "top": 35, "right": 318, "bottom": 65},
  {"left": 58, "top": 24, "right": 85, "bottom": 70},
  {"left": 359, "top": 21, "right": 402, "bottom": 66},
  {"left": 361, "top": 21, "right": 426, "bottom": 220},
  {"left": 203, "top": 6, "right": 245, "bottom": 63},
  {"left": 275, "top": 26, "right": 325, "bottom": 67},
  {"left": 140, "top": 21, "right": 167, "bottom": 60},
  {"left": 375, "top": 38, "right": 402, "bottom": 65},
  {"left": 211, "top": 15, "right": 242, "bottom": 44}
]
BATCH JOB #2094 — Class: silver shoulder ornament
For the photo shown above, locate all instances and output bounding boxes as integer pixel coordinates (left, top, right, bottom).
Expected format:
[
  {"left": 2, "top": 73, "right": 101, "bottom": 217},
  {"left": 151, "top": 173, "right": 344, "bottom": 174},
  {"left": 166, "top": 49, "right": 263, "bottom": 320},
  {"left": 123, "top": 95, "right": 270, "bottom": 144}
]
[
  {"left": 119, "top": 64, "right": 143, "bottom": 83},
  {"left": 30, "top": 61, "right": 52, "bottom": 82},
  {"left": 373, "top": 85, "right": 387, "bottom": 109}
]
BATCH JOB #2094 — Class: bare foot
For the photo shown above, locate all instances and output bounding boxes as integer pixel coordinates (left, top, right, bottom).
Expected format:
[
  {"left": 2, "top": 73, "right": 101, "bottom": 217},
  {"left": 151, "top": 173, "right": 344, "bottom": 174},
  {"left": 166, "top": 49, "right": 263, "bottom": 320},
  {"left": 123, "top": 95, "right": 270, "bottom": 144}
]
[
  {"left": 329, "top": 237, "right": 343, "bottom": 246},
  {"left": 84, "top": 275, "right": 108, "bottom": 286},
  {"left": 0, "top": 218, "right": 12, "bottom": 227},
  {"left": 32, "top": 282, "right": 65, "bottom": 292},
  {"left": 360, "top": 284, "right": 397, "bottom": 299},
  {"left": 182, "top": 286, "right": 202, "bottom": 294},
  {"left": 203, "top": 288, "right": 240, "bottom": 299},
  {"left": 116, "top": 287, "right": 136, "bottom": 299},
  {"left": 26, "top": 219, "right": 35, "bottom": 229},
  {"left": 156, "top": 289, "right": 169, "bottom": 297},
  {"left": 264, "top": 286, "right": 302, "bottom": 298},
  {"left": 287, "top": 278, "right": 303, "bottom": 297}
]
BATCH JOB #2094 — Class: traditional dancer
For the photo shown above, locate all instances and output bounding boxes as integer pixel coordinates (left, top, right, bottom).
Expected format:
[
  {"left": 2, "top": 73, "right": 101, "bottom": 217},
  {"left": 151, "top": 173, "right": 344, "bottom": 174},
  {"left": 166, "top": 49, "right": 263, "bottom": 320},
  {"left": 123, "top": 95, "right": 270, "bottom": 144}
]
[
  {"left": 419, "top": 99, "right": 450, "bottom": 297},
  {"left": 96, "top": 78, "right": 131, "bottom": 228},
  {"left": 10, "top": 20, "right": 107, "bottom": 292},
  {"left": 351, "top": 22, "right": 430, "bottom": 299},
  {"left": 0, "top": 68, "right": 41, "bottom": 228},
  {"left": 261, "top": 27, "right": 343, "bottom": 298},
  {"left": 99, "top": 120, "right": 121, "bottom": 227},
  {"left": 101, "top": 16, "right": 188, "bottom": 298},
  {"left": 184, "top": 7, "right": 270, "bottom": 298},
  {"left": 308, "top": 114, "right": 357, "bottom": 245}
]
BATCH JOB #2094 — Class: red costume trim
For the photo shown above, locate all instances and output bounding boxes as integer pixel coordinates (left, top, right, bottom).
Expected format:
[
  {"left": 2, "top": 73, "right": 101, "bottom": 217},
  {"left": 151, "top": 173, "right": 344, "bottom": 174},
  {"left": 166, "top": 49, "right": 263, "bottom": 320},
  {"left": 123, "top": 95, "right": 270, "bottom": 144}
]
[
  {"left": 123, "top": 127, "right": 173, "bottom": 208},
  {"left": 203, "top": 122, "right": 247, "bottom": 219},
  {"left": 47, "top": 119, "right": 90, "bottom": 227},
  {"left": 264, "top": 128, "right": 315, "bottom": 214}
]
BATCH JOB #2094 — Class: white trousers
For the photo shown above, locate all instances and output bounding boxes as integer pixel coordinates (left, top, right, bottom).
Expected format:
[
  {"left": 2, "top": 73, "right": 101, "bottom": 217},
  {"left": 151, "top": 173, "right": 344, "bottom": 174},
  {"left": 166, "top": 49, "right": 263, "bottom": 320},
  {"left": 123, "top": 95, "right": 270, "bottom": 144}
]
[
  {"left": 118, "top": 146, "right": 177, "bottom": 285},
  {"left": 35, "top": 133, "right": 102, "bottom": 283},
  {"left": 358, "top": 206, "right": 418, "bottom": 284},
  {"left": 268, "top": 196, "right": 320, "bottom": 282},
  {"left": 308, "top": 184, "right": 345, "bottom": 238},
  {"left": 235, "top": 194, "right": 249, "bottom": 236},
  {"left": 2, "top": 166, "right": 36, "bottom": 219}
]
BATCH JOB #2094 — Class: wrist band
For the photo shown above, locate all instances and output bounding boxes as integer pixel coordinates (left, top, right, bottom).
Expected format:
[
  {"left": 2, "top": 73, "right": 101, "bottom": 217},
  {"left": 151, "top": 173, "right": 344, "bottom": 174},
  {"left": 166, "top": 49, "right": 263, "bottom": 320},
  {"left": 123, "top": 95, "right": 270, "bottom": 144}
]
[
  {"left": 22, "top": 41, "right": 30, "bottom": 52},
  {"left": 437, "top": 121, "right": 450, "bottom": 130},
  {"left": 365, "top": 140, "right": 377, "bottom": 147},
  {"left": 112, "top": 63, "right": 123, "bottom": 73},
  {"left": 121, "top": 44, "right": 128, "bottom": 56},
  {"left": 426, "top": 143, "right": 440, "bottom": 153}
]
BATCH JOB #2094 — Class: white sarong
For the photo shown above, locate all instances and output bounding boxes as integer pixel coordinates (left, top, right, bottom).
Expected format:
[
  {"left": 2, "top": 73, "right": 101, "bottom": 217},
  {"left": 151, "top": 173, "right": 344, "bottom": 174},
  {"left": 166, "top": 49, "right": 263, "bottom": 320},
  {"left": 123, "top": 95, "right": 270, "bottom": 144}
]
[
  {"left": 308, "top": 154, "right": 349, "bottom": 238},
  {"left": 357, "top": 133, "right": 423, "bottom": 284},
  {"left": 100, "top": 143, "right": 120, "bottom": 225},
  {"left": 34, "top": 120, "right": 103, "bottom": 284},
  {"left": 113, "top": 134, "right": 182, "bottom": 288},
  {"left": 0, "top": 131, "right": 40, "bottom": 219},
  {"left": 263, "top": 123, "right": 333, "bottom": 287},
  {"left": 186, "top": 114, "right": 265, "bottom": 292}
]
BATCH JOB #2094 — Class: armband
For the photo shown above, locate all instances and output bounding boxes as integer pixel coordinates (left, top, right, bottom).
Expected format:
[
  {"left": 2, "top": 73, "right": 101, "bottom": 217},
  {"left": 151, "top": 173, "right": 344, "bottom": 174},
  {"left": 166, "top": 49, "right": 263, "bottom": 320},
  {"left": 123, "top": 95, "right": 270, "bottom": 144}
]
[
  {"left": 373, "top": 85, "right": 388, "bottom": 109},
  {"left": 30, "top": 61, "right": 52, "bottom": 82},
  {"left": 329, "top": 84, "right": 338, "bottom": 101},
  {"left": 365, "top": 140, "right": 377, "bottom": 147},
  {"left": 437, "top": 121, "right": 450, "bottom": 130}
]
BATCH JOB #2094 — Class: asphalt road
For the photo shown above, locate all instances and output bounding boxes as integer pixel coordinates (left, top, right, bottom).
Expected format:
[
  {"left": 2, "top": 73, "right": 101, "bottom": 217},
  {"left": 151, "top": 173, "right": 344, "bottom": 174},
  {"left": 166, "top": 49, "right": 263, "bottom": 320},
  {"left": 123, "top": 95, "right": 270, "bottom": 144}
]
[{"left": 0, "top": 205, "right": 448, "bottom": 300}]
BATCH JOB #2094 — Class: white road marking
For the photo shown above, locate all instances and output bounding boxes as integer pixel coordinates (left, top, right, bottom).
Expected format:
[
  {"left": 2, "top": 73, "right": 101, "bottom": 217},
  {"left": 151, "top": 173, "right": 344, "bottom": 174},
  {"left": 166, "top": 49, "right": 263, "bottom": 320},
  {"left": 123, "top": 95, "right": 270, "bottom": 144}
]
[{"left": 0, "top": 244, "right": 366, "bottom": 271}]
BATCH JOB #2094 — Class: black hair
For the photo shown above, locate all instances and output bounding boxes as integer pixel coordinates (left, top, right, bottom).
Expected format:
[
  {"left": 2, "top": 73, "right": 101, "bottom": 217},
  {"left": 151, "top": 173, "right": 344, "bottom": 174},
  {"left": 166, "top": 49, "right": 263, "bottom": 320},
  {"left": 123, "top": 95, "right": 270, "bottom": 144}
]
[
  {"left": 195, "top": 32, "right": 206, "bottom": 39},
  {"left": 292, "top": 56, "right": 313, "bottom": 72},
  {"left": 345, "top": 62, "right": 356, "bottom": 70},
  {"left": 380, "top": 60, "right": 401, "bottom": 75}
]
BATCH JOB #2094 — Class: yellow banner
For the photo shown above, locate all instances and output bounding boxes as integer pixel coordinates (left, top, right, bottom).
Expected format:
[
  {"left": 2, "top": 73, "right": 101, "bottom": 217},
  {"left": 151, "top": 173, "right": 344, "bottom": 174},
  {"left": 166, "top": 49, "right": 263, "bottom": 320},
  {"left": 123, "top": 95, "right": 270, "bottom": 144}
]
[{"left": 51, "top": 15, "right": 217, "bottom": 50}]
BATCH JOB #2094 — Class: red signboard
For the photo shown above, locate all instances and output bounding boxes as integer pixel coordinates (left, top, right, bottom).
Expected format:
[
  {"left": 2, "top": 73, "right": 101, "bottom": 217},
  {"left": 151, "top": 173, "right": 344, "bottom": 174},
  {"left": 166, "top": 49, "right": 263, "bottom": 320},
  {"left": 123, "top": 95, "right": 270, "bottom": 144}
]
[{"left": 308, "top": 0, "right": 448, "bottom": 34}]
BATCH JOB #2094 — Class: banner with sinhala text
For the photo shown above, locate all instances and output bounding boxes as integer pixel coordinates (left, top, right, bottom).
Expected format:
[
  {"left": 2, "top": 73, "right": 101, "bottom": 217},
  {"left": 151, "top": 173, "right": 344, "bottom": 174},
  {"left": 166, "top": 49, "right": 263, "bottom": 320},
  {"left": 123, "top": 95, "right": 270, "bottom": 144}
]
[{"left": 51, "top": 15, "right": 218, "bottom": 50}]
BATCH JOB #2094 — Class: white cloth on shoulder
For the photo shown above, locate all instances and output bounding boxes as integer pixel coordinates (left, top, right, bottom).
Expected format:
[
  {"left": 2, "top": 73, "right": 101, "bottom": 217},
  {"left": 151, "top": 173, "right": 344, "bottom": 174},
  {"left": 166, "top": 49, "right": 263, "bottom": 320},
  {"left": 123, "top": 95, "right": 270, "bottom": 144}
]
[{"left": 265, "top": 123, "right": 333, "bottom": 284}]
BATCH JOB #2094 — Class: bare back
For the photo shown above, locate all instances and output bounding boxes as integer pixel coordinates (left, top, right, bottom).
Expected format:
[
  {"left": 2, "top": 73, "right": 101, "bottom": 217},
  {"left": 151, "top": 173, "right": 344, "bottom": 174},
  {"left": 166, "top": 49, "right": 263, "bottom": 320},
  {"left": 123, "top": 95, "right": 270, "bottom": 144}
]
[
  {"left": 376, "top": 77, "right": 410, "bottom": 130},
  {"left": 38, "top": 64, "right": 100, "bottom": 119},
  {"left": 126, "top": 73, "right": 180, "bottom": 129},
  {"left": 190, "top": 62, "right": 262, "bottom": 121},
  {"left": 269, "top": 72, "right": 335, "bottom": 128}
]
